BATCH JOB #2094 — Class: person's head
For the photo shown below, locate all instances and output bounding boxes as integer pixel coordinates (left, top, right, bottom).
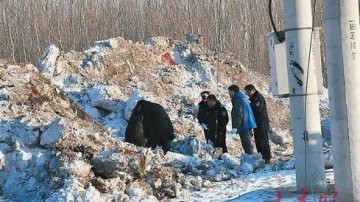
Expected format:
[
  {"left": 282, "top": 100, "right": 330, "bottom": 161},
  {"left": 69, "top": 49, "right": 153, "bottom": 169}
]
[
  {"left": 200, "top": 91, "right": 210, "bottom": 101},
  {"left": 244, "top": 84, "right": 256, "bottom": 98},
  {"left": 206, "top": 94, "right": 218, "bottom": 108},
  {"left": 228, "top": 85, "right": 239, "bottom": 98}
]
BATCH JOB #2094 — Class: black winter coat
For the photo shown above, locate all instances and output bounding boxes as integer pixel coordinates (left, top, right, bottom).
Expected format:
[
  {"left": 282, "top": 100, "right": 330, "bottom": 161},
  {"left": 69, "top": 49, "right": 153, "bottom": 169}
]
[
  {"left": 125, "top": 109, "right": 145, "bottom": 146},
  {"left": 249, "top": 91, "right": 269, "bottom": 125},
  {"left": 139, "top": 100, "right": 175, "bottom": 142},
  {"left": 197, "top": 100, "right": 209, "bottom": 125},
  {"left": 125, "top": 100, "right": 175, "bottom": 148},
  {"left": 203, "top": 101, "right": 229, "bottom": 136}
]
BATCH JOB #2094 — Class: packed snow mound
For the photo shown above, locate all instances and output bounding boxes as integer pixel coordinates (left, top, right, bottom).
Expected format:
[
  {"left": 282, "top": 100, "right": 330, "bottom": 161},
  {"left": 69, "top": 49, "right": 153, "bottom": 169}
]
[
  {"left": 35, "top": 36, "right": 291, "bottom": 142},
  {"left": 0, "top": 61, "right": 185, "bottom": 201},
  {"left": 0, "top": 59, "right": 290, "bottom": 202},
  {"left": 0, "top": 61, "right": 278, "bottom": 201},
  {"left": 34, "top": 36, "right": 299, "bottom": 173},
  {"left": 0, "top": 61, "right": 113, "bottom": 201},
  {"left": 1, "top": 35, "right": 315, "bottom": 201}
]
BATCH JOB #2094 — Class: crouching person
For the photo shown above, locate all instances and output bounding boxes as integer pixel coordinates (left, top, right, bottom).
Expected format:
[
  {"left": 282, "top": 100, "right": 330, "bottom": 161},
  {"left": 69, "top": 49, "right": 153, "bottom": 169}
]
[
  {"left": 205, "top": 94, "right": 229, "bottom": 153},
  {"left": 125, "top": 104, "right": 146, "bottom": 147},
  {"left": 125, "top": 100, "right": 175, "bottom": 153}
]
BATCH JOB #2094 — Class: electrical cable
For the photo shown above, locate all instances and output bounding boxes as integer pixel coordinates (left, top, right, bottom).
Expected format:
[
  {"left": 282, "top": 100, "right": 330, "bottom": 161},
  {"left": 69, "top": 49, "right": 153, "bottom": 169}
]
[
  {"left": 268, "top": 0, "right": 318, "bottom": 191},
  {"left": 269, "top": 0, "right": 285, "bottom": 42}
]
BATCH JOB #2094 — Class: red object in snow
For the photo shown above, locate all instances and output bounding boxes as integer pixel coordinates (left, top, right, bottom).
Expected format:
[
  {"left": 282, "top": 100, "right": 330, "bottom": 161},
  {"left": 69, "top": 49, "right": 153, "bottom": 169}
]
[
  {"left": 298, "top": 188, "right": 308, "bottom": 202},
  {"left": 161, "top": 52, "right": 176, "bottom": 66},
  {"left": 27, "top": 91, "right": 34, "bottom": 98},
  {"left": 271, "top": 189, "right": 283, "bottom": 202},
  {"left": 330, "top": 190, "right": 338, "bottom": 202},
  {"left": 318, "top": 194, "right": 329, "bottom": 202}
]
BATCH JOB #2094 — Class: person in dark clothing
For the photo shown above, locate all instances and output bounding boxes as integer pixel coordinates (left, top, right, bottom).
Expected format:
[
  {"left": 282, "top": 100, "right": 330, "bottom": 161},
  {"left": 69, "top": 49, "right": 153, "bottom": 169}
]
[
  {"left": 245, "top": 84, "right": 272, "bottom": 164},
  {"left": 228, "top": 85, "right": 257, "bottom": 155},
  {"left": 125, "top": 105, "right": 145, "bottom": 146},
  {"left": 204, "top": 94, "right": 229, "bottom": 153},
  {"left": 197, "top": 91, "right": 211, "bottom": 142},
  {"left": 125, "top": 100, "right": 175, "bottom": 153}
]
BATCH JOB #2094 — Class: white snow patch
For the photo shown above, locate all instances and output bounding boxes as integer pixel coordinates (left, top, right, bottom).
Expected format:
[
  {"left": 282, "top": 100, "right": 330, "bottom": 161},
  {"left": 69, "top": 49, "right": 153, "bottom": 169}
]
[
  {"left": 172, "top": 170, "right": 297, "bottom": 201},
  {"left": 124, "top": 91, "right": 145, "bottom": 120},
  {"left": 36, "top": 44, "right": 60, "bottom": 79},
  {"left": 88, "top": 84, "right": 123, "bottom": 112},
  {"left": 0, "top": 151, "right": 4, "bottom": 171},
  {"left": 40, "top": 118, "right": 64, "bottom": 148},
  {"left": 319, "top": 87, "right": 329, "bottom": 109}
]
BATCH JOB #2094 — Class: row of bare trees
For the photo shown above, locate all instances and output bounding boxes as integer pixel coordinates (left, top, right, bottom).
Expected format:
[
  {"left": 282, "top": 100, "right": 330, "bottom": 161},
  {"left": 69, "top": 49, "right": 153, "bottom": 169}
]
[{"left": 0, "top": 0, "right": 324, "bottom": 74}]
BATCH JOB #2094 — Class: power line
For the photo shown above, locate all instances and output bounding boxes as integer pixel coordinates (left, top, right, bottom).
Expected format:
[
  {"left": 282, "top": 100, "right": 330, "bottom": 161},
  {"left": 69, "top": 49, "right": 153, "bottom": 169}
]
[{"left": 268, "top": 0, "right": 285, "bottom": 43}]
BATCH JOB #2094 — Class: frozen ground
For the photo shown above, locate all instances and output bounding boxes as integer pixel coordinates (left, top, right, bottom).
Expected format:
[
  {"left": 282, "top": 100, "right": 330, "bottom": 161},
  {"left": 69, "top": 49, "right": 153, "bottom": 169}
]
[
  {"left": 174, "top": 169, "right": 297, "bottom": 201},
  {"left": 0, "top": 36, "right": 332, "bottom": 201},
  {"left": 176, "top": 169, "right": 335, "bottom": 202}
]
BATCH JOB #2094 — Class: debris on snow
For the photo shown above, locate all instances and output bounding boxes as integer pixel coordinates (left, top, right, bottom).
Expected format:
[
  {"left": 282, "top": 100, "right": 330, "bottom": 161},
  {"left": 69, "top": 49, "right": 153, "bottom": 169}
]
[{"left": 1, "top": 33, "right": 334, "bottom": 201}]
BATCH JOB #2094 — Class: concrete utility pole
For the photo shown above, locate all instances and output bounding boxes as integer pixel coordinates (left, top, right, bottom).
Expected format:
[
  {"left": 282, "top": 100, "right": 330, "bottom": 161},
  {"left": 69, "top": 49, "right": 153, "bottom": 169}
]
[
  {"left": 323, "top": 0, "right": 360, "bottom": 200},
  {"left": 282, "top": 0, "right": 326, "bottom": 191}
]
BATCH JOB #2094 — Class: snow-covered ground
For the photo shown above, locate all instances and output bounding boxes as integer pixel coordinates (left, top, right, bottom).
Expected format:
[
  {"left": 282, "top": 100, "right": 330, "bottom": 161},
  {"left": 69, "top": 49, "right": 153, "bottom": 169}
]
[
  {"left": 0, "top": 36, "right": 333, "bottom": 201},
  {"left": 174, "top": 169, "right": 335, "bottom": 202},
  {"left": 174, "top": 169, "right": 297, "bottom": 201},
  {"left": 179, "top": 169, "right": 335, "bottom": 201}
]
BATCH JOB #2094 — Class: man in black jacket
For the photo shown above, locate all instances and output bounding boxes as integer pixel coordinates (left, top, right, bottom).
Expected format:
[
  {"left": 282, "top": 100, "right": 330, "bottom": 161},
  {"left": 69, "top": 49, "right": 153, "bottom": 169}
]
[
  {"left": 204, "top": 94, "right": 229, "bottom": 153},
  {"left": 197, "top": 91, "right": 212, "bottom": 142},
  {"left": 125, "top": 100, "right": 175, "bottom": 152},
  {"left": 244, "top": 84, "right": 272, "bottom": 164}
]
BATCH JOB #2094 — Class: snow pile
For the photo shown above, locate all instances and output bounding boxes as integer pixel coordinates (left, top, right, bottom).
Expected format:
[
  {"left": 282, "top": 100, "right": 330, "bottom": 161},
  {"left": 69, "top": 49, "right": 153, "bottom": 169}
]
[
  {"left": 239, "top": 153, "right": 265, "bottom": 174},
  {"left": 271, "top": 159, "right": 295, "bottom": 172},
  {"left": 34, "top": 37, "right": 221, "bottom": 139},
  {"left": 1, "top": 34, "right": 328, "bottom": 201},
  {"left": 0, "top": 64, "right": 103, "bottom": 200},
  {"left": 34, "top": 36, "right": 291, "bottom": 151},
  {"left": 169, "top": 136, "right": 272, "bottom": 182},
  {"left": 40, "top": 118, "right": 64, "bottom": 148},
  {"left": 171, "top": 135, "right": 214, "bottom": 157},
  {"left": 36, "top": 45, "right": 61, "bottom": 79},
  {"left": 46, "top": 147, "right": 185, "bottom": 201},
  {"left": 0, "top": 60, "right": 275, "bottom": 201}
]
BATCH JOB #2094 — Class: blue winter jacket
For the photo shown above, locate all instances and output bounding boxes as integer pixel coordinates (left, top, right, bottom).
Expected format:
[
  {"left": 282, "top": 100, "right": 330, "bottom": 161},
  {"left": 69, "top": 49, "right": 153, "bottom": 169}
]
[{"left": 231, "top": 92, "right": 257, "bottom": 132}]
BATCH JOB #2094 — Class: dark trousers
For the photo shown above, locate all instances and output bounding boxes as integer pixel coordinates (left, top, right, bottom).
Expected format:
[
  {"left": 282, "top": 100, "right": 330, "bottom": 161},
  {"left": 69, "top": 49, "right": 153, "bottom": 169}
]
[
  {"left": 204, "top": 129, "right": 228, "bottom": 153},
  {"left": 254, "top": 123, "right": 271, "bottom": 161},
  {"left": 239, "top": 130, "right": 253, "bottom": 155},
  {"left": 160, "top": 140, "right": 172, "bottom": 153},
  {"left": 214, "top": 130, "right": 228, "bottom": 153},
  {"left": 204, "top": 129, "right": 214, "bottom": 143}
]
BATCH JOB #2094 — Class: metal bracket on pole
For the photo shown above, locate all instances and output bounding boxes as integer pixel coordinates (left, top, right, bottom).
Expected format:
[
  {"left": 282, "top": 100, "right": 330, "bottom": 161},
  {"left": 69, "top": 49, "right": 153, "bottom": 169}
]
[{"left": 302, "top": 131, "right": 309, "bottom": 142}]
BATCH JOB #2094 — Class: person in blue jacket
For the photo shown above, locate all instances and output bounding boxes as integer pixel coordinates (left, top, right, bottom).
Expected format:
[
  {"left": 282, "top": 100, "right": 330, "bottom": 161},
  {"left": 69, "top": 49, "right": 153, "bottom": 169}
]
[{"left": 228, "top": 85, "right": 257, "bottom": 155}]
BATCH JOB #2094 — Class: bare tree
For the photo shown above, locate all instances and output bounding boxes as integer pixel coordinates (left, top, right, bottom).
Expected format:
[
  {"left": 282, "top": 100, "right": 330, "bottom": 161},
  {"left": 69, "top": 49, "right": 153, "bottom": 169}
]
[{"left": 0, "top": 0, "right": 310, "bottom": 76}]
